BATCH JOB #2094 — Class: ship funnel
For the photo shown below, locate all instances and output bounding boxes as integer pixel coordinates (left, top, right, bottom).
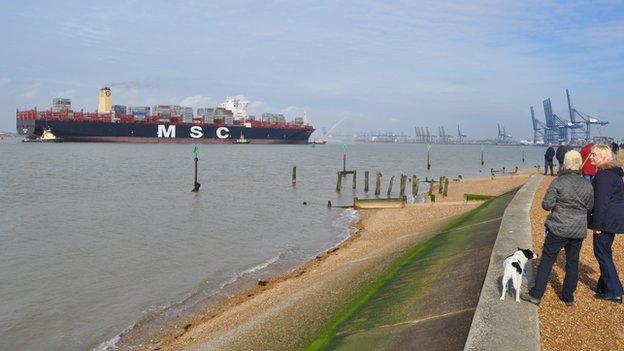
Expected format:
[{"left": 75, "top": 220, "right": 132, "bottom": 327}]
[{"left": 98, "top": 87, "right": 112, "bottom": 114}]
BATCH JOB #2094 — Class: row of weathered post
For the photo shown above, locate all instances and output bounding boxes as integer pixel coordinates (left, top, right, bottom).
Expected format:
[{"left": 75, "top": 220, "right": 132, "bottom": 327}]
[{"left": 331, "top": 170, "right": 453, "bottom": 200}]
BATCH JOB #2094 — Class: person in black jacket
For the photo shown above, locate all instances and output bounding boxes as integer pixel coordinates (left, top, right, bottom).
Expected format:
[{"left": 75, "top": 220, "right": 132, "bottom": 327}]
[
  {"left": 589, "top": 144, "right": 624, "bottom": 303},
  {"left": 521, "top": 150, "right": 594, "bottom": 306},
  {"left": 544, "top": 144, "right": 555, "bottom": 176},
  {"left": 556, "top": 142, "right": 570, "bottom": 173}
]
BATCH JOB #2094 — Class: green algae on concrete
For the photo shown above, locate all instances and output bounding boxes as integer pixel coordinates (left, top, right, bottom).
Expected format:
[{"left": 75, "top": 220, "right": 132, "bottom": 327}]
[{"left": 304, "top": 190, "right": 517, "bottom": 351}]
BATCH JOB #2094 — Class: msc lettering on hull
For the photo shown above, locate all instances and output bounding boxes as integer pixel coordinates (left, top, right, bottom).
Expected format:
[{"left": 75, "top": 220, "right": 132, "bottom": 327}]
[{"left": 157, "top": 125, "right": 230, "bottom": 139}]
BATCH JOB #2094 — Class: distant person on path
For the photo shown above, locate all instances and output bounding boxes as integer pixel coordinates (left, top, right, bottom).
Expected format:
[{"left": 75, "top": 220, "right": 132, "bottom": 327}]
[
  {"left": 589, "top": 144, "right": 624, "bottom": 303},
  {"left": 544, "top": 144, "right": 555, "bottom": 176},
  {"left": 556, "top": 142, "right": 570, "bottom": 173},
  {"left": 580, "top": 140, "right": 597, "bottom": 182},
  {"left": 522, "top": 151, "right": 593, "bottom": 306},
  {"left": 612, "top": 142, "right": 620, "bottom": 159}
]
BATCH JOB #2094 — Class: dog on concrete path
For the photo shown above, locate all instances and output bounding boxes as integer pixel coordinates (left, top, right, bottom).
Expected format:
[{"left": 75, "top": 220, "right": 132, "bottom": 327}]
[{"left": 500, "top": 248, "right": 537, "bottom": 302}]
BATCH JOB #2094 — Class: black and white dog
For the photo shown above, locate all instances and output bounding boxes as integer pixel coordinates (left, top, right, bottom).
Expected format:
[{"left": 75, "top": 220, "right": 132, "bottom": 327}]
[{"left": 500, "top": 248, "right": 537, "bottom": 302}]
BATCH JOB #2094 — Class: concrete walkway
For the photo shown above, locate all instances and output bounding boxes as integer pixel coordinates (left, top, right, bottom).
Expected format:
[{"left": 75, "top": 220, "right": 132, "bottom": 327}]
[{"left": 464, "top": 174, "right": 542, "bottom": 351}]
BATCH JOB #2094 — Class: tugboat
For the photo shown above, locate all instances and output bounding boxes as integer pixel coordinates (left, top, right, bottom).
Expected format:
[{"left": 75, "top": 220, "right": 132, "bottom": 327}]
[
  {"left": 233, "top": 133, "right": 250, "bottom": 144},
  {"left": 22, "top": 127, "right": 62, "bottom": 143}
]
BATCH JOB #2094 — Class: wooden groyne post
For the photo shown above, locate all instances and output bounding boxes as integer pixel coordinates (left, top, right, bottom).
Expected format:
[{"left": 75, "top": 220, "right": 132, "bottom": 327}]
[
  {"left": 480, "top": 144, "right": 485, "bottom": 166},
  {"left": 399, "top": 174, "right": 407, "bottom": 197},
  {"left": 443, "top": 177, "right": 449, "bottom": 197},
  {"left": 192, "top": 146, "right": 201, "bottom": 192},
  {"left": 364, "top": 171, "right": 370, "bottom": 192},
  {"left": 336, "top": 172, "right": 342, "bottom": 192},
  {"left": 438, "top": 176, "right": 444, "bottom": 194},
  {"left": 387, "top": 176, "right": 395, "bottom": 197},
  {"left": 352, "top": 171, "right": 357, "bottom": 190},
  {"left": 375, "top": 172, "right": 382, "bottom": 196},
  {"left": 292, "top": 166, "right": 297, "bottom": 186},
  {"left": 427, "top": 144, "right": 432, "bottom": 170},
  {"left": 412, "top": 176, "right": 419, "bottom": 198}
]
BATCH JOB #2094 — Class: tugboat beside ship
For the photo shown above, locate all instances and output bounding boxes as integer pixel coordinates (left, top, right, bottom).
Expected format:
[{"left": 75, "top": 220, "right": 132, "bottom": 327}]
[
  {"left": 16, "top": 87, "right": 314, "bottom": 144},
  {"left": 22, "top": 127, "right": 62, "bottom": 143}
]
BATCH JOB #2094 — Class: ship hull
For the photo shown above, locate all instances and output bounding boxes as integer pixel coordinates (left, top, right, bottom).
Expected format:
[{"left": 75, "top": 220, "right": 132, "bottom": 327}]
[{"left": 17, "top": 119, "right": 313, "bottom": 144}]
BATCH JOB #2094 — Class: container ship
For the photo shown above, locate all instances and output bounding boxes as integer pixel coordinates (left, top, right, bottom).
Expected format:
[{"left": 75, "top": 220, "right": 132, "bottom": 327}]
[{"left": 16, "top": 87, "right": 314, "bottom": 144}]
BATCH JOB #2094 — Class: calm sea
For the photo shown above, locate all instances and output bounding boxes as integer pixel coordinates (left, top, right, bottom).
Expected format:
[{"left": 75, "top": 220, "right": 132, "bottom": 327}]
[{"left": 0, "top": 138, "right": 545, "bottom": 350}]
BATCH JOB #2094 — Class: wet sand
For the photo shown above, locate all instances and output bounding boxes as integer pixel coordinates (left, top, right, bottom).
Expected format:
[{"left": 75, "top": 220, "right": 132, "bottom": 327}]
[
  {"left": 530, "top": 176, "right": 624, "bottom": 351},
  {"left": 117, "top": 172, "right": 533, "bottom": 351}
]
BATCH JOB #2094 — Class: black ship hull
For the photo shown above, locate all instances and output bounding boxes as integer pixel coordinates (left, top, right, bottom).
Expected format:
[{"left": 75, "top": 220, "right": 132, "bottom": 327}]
[{"left": 17, "top": 120, "right": 313, "bottom": 144}]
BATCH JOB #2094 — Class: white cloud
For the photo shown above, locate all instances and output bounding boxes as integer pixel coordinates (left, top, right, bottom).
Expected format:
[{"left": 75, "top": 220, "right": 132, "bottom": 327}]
[
  {"left": 179, "top": 95, "right": 211, "bottom": 108},
  {"left": 53, "top": 89, "right": 76, "bottom": 98},
  {"left": 279, "top": 105, "right": 307, "bottom": 118},
  {"left": 247, "top": 100, "right": 267, "bottom": 114},
  {"left": 22, "top": 83, "right": 41, "bottom": 100}
]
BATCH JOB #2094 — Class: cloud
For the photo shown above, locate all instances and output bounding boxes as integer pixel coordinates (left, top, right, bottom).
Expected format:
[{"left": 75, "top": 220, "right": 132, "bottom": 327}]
[
  {"left": 279, "top": 105, "right": 307, "bottom": 117},
  {"left": 179, "top": 95, "right": 212, "bottom": 108},
  {"left": 22, "top": 83, "right": 41, "bottom": 100},
  {"left": 247, "top": 100, "right": 267, "bottom": 114},
  {"left": 53, "top": 89, "right": 76, "bottom": 98},
  {"left": 108, "top": 77, "right": 160, "bottom": 89}
]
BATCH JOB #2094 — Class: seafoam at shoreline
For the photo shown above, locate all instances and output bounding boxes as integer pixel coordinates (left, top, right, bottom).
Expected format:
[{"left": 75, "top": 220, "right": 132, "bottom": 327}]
[{"left": 93, "top": 207, "right": 363, "bottom": 351}]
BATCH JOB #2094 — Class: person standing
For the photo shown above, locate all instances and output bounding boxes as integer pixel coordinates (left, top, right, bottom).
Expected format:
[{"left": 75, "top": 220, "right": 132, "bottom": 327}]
[
  {"left": 544, "top": 144, "right": 555, "bottom": 176},
  {"left": 580, "top": 140, "right": 597, "bottom": 182},
  {"left": 612, "top": 141, "right": 620, "bottom": 159},
  {"left": 589, "top": 144, "right": 624, "bottom": 303},
  {"left": 556, "top": 142, "right": 569, "bottom": 173},
  {"left": 521, "top": 151, "right": 593, "bottom": 306}
]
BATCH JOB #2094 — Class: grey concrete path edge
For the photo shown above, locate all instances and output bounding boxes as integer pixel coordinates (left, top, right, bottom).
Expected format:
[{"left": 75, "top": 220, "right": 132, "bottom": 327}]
[{"left": 464, "top": 174, "right": 543, "bottom": 351}]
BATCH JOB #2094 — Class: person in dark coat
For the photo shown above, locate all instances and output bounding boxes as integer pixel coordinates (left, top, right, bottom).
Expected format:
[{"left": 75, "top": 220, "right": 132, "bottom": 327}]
[
  {"left": 589, "top": 144, "right": 624, "bottom": 303},
  {"left": 556, "top": 142, "right": 570, "bottom": 173},
  {"left": 544, "top": 144, "right": 555, "bottom": 176},
  {"left": 521, "top": 150, "right": 594, "bottom": 306}
]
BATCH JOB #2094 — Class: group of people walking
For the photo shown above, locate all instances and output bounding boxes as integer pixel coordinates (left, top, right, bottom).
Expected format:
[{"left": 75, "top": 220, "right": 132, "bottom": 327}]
[{"left": 521, "top": 143, "right": 624, "bottom": 306}]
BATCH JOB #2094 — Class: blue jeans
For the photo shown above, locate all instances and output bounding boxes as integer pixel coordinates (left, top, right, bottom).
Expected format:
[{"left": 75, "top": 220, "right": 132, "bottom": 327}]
[
  {"left": 530, "top": 229, "right": 583, "bottom": 302},
  {"left": 594, "top": 232, "right": 623, "bottom": 297},
  {"left": 583, "top": 175, "right": 594, "bottom": 183}
]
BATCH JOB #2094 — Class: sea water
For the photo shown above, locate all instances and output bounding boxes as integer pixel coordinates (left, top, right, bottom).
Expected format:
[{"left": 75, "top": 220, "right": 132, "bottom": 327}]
[{"left": 0, "top": 139, "right": 545, "bottom": 350}]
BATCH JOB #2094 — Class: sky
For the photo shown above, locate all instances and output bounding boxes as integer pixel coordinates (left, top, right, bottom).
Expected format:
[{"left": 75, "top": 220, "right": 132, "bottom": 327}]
[{"left": 1, "top": 0, "right": 623, "bottom": 139}]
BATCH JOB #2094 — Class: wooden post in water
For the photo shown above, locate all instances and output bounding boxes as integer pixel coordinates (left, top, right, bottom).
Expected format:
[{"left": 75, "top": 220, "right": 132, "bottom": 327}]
[
  {"left": 292, "top": 166, "right": 297, "bottom": 186},
  {"left": 192, "top": 146, "right": 201, "bottom": 192},
  {"left": 427, "top": 150, "right": 431, "bottom": 170},
  {"left": 522, "top": 149, "right": 525, "bottom": 163},
  {"left": 428, "top": 181, "right": 434, "bottom": 197},
  {"left": 480, "top": 144, "right": 485, "bottom": 166},
  {"left": 400, "top": 174, "right": 407, "bottom": 197},
  {"left": 336, "top": 172, "right": 342, "bottom": 192},
  {"left": 343, "top": 154, "right": 346, "bottom": 172},
  {"left": 438, "top": 176, "right": 444, "bottom": 194},
  {"left": 443, "top": 177, "right": 449, "bottom": 197},
  {"left": 387, "top": 176, "right": 395, "bottom": 197},
  {"left": 352, "top": 171, "right": 357, "bottom": 190},
  {"left": 412, "top": 176, "right": 419, "bottom": 198},
  {"left": 364, "top": 171, "right": 370, "bottom": 192},
  {"left": 375, "top": 172, "right": 382, "bottom": 196}
]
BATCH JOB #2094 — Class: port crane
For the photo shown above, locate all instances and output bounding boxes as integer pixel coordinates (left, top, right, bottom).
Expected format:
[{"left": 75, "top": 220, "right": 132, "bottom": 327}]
[
  {"left": 457, "top": 125, "right": 467, "bottom": 143},
  {"left": 566, "top": 89, "right": 608, "bottom": 141}
]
